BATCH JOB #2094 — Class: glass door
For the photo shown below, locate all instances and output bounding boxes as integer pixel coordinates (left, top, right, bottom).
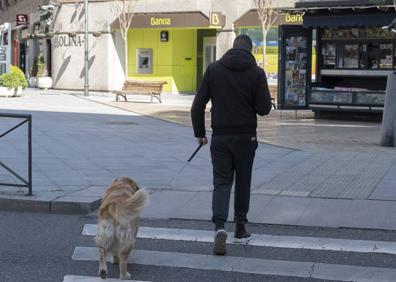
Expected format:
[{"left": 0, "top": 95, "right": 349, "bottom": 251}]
[
  {"left": 279, "top": 25, "right": 312, "bottom": 109},
  {"left": 203, "top": 37, "right": 216, "bottom": 74}
]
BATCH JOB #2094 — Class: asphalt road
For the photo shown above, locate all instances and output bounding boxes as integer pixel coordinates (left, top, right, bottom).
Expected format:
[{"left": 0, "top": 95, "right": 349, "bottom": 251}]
[{"left": 1, "top": 211, "right": 396, "bottom": 282}]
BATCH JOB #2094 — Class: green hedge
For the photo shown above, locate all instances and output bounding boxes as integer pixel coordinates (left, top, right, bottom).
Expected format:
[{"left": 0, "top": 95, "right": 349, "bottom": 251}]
[{"left": 0, "top": 65, "right": 28, "bottom": 89}]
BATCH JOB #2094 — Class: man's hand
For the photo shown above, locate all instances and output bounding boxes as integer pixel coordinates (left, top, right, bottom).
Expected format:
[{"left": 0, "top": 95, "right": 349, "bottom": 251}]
[{"left": 197, "top": 137, "right": 208, "bottom": 145}]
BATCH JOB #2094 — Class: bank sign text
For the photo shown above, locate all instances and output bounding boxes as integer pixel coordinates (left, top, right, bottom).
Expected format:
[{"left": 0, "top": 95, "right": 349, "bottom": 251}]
[
  {"left": 150, "top": 17, "right": 171, "bottom": 26},
  {"left": 285, "top": 14, "right": 303, "bottom": 23}
]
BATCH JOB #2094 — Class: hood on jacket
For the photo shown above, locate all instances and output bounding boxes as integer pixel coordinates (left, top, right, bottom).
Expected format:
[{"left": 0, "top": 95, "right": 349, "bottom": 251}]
[{"left": 219, "top": 48, "right": 257, "bottom": 71}]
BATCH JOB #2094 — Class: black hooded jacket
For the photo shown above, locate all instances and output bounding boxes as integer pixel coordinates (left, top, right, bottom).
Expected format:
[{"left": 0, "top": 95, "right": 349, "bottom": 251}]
[{"left": 191, "top": 48, "right": 272, "bottom": 137}]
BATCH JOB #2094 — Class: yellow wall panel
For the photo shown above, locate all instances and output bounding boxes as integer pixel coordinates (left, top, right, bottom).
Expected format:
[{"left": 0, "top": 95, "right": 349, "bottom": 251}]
[{"left": 127, "top": 28, "right": 197, "bottom": 93}]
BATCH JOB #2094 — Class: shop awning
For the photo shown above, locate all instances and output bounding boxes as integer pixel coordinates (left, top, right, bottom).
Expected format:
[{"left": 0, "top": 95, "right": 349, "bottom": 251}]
[
  {"left": 234, "top": 10, "right": 303, "bottom": 27},
  {"left": 111, "top": 12, "right": 210, "bottom": 29},
  {"left": 303, "top": 13, "right": 396, "bottom": 28},
  {"left": 296, "top": 0, "right": 394, "bottom": 9},
  {"left": 281, "top": 0, "right": 394, "bottom": 13}
]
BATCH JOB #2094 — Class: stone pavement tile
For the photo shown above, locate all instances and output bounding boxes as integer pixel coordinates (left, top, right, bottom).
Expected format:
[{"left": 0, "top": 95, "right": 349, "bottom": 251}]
[
  {"left": 251, "top": 169, "right": 284, "bottom": 190},
  {"left": 51, "top": 195, "right": 101, "bottom": 214},
  {"left": 0, "top": 191, "right": 64, "bottom": 212},
  {"left": 381, "top": 162, "right": 396, "bottom": 181},
  {"left": 78, "top": 169, "right": 114, "bottom": 177},
  {"left": 369, "top": 180, "right": 396, "bottom": 200},
  {"left": 30, "top": 185, "right": 62, "bottom": 192},
  {"left": 48, "top": 176, "right": 92, "bottom": 187},
  {"left": 33, "top": 158, "right": 68, "bottom": 166},
  {"left": 169, "top": 171, "right": 212, "bottom": 188},
  {"left": 369, "top": 190, "right": 396, "bottom": 201},
  {"left": 279, "top": 176, "right": 324, "bottom": 197},
  {"left": 337, "top": 176, "right": 381, "bottom": 200},
  {"left": 68, "top": 186, "right": 107, "bottom": 197},
  {"left": 79, "top": 177, "right": 116, "bottom": 187},
  {"left": 309, "top": 154, "right": 355, "bottom": 177},
  {"left": 245, "top": 194, "right": 274, "bottom": 222},
  {"left": 250, "top": 196, "right": 312, "bottom": 225},
  {"left": 310, "top": 175, "right": 356, "bottom": 198},
  {"left": 172, "top": 191, "right": 212, "bottom": 220},
  {"left": 254, "top": 154, "right": 330, "bottom": 195},
  {"left": 297, "top": 198, "right": 396, "bottom": 230},
  {"left": 141, "top": 190, "right": 198, "bottom": 219}
]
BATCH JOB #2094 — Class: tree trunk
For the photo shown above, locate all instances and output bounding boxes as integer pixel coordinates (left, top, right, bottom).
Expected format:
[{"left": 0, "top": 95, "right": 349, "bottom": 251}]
[
  {"left": 124, "top": 33, "right": 128, "bottom": 80},
  {"left": 262, "top": 29, "right": 268, "bottom": 71}
]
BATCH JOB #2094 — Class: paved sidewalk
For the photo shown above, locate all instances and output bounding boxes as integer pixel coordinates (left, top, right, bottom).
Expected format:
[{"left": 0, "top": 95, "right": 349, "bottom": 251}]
[
  {"left": 1, "top": 89, "right": 396, "bottom": 230},
  {"left": 86, "top": 93, "right": 383, "bottom": 152}
]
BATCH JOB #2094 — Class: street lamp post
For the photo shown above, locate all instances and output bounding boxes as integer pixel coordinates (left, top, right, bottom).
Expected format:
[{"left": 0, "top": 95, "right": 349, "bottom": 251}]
[{"left": 84, "top": 0, "right": 89, "bottom": 96}]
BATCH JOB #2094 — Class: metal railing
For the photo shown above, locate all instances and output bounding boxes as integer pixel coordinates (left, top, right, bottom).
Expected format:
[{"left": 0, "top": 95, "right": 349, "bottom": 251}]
[{"left": 0, "top": 113, "right": 32, "bottom": 195}]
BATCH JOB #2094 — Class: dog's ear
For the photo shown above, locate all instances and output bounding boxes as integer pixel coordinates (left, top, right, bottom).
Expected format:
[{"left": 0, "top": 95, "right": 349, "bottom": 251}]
[{"left": 112, "top": 178, "right": 119, "bottom": 184}]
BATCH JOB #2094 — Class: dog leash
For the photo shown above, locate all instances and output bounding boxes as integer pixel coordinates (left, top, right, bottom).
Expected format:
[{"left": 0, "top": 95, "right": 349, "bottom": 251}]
[{"left": 167, "top": 143, "right": 204, "bottom": 187}]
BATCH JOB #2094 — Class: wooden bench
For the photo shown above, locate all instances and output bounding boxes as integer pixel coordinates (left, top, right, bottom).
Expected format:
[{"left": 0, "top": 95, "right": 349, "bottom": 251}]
[
  {"left": 268, "top": 85, "right": 278, "bottom": 110},
  {"left": 114, "top": 80, "right": 167, "bottom": 103}
]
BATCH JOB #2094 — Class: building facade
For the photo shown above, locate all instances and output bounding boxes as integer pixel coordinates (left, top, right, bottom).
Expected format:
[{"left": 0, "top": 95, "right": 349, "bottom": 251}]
[
  {"left": 0, "top": 0, "right": 296, "bottom": 93},
  {"left": 0, "top": 0, "right": 51, "bottom": 77}
]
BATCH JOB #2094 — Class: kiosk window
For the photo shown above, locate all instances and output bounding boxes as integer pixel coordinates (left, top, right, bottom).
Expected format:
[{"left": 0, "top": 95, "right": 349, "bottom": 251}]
[
  {"left": 360, "top": 44, "right": 368, "bottom": 69},
  {"left": 368, "top": 43, "right": 379, "bottom": 69},
  {"left": 322, "top": 43, "right": 335, "bottom": 69},
  {"left": 321, "top": 27, "right": 396, "bottom": 70},
  {"left": 379, "top": 44, "right": 393, "bottom": 69},
  {"left": 343, "top": 44, "right": 359, "bottom": 69}
]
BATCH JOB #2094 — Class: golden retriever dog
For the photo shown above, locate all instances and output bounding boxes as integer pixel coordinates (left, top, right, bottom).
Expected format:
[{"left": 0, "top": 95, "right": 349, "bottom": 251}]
[{"left": 95, "top": 177, "right": 148, "bottom": 280}]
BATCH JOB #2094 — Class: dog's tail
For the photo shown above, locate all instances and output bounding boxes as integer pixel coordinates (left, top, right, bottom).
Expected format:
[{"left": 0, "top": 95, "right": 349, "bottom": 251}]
[{"left": 114, "top": 189, "right": 149, "bottom": 224}]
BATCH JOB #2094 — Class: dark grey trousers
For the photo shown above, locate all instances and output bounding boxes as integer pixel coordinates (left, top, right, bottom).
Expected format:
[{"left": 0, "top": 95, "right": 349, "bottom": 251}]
[{"left": 210, "top": 134, "right": 258, "bottom": 224}]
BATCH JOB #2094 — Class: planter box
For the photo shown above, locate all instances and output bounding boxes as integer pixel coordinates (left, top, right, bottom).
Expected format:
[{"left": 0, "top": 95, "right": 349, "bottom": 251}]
[
  {"left": 14, "top": 86, "right": 23, "bottom": 97},
  {"left": 29, "top": 77, "right": 37, "bottom": 88},
  {"left": 0, "top": 87, "right": 15, "bottom": 97},
  {"left": 37, "top": 77, "right": 53, "bottom": 90}
]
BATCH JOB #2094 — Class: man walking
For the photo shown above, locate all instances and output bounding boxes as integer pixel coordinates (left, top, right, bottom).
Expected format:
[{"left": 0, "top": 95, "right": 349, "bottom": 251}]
[{"left": 191, "top": 35, "right": 272, "bottom": 255}]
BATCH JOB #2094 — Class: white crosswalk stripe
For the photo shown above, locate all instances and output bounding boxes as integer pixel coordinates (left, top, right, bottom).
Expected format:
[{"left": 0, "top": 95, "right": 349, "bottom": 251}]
[
  {"left": 72, "top": 246, "right": 396, "bottom": 282},
  {"left": 63, "top": 275, "right": 149, "bottom": 282},
  {"left": 63, "top": 223, "right": 396, "bottom": 282},
  {"left": 83, "top": 224, "right": 396, "bottom": 256}
]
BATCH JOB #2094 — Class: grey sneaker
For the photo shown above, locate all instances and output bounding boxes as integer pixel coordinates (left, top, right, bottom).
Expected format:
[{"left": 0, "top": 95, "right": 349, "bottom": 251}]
[{"left": 213, "top": 229, "right": 227, "bottom": 255}]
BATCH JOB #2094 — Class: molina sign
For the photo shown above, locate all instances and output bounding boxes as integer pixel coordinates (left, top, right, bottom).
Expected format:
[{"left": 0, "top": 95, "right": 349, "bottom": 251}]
[
  {"left": 16, "top": 14, "right": 29, "bottom": 26},
  {"left": 53, "top": 35, "right": 83, "bottom": 48}
]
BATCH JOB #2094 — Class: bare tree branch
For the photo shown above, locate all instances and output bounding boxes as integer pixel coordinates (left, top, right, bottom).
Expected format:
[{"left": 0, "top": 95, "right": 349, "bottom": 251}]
[
  {"left": 112, "top": 0, "right": 136, "bottom": 41},
  {"left": 252, "top": 0, "right": 278, "bottom": 69},
  {"left": 111, "top": 0, "right": 137, "bottom": 79}
]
